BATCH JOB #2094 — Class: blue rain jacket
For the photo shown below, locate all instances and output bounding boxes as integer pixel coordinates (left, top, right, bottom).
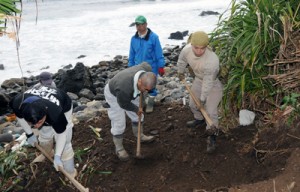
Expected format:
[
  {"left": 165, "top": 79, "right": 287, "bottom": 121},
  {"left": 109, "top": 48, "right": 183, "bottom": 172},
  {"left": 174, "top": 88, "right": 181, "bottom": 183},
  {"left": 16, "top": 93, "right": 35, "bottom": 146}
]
[{"left": 128, "top": 28, "right": 165, "bottom": 75}]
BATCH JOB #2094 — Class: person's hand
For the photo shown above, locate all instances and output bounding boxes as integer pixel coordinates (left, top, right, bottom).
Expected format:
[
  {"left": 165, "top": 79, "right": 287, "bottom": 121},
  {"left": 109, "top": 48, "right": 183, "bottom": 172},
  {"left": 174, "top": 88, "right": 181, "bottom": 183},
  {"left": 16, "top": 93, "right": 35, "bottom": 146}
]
[
  {"left": 27, "top": 134, "right": 38, "bottom": 147},
  {"left": 137, "top": 107, "right": 144, "bottom": 117},
  {"left": 158, "top": 68, "right": 165, "bottom": 76},
  {"left": 53, "top": 155, "right": 63, "bottom": 171},
  {"left": 178, "top": 73, "right": 185, "bottom": 81}
]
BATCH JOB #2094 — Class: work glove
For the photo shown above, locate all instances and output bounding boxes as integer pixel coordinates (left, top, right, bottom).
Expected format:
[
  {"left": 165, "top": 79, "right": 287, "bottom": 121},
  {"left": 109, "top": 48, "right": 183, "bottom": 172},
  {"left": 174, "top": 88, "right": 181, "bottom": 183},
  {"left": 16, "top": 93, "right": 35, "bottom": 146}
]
[
  {"left": 26, "top": 134, "right": 38, "bottom": 147},
  {"left": 158, "top": 67, "right": 165, "bottom": 76},
  {"left": 53, "top": 155, "right": 63, "bottom": 171},
  {"left": 178, "top": 73, "right": 185, "bottom": 81}
]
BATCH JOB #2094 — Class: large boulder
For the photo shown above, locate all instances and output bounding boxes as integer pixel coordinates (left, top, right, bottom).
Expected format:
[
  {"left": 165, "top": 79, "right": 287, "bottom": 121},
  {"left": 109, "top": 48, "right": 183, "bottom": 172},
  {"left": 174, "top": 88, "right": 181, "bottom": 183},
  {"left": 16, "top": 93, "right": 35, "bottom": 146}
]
[
  {"left": 168, "top": 30, "right": 189, "bottom": 40},
  {"left": 0, "top": 89, "right": 11, "bottom": 114},
  {"left": 199, "top": 11, "right": 220, "bottom": 16},
  {"left": 57, "top": 62, "right": 95, "bottom": 94},
  {"left": 1, "top": 78, "right": 25, "bottom": 89}
]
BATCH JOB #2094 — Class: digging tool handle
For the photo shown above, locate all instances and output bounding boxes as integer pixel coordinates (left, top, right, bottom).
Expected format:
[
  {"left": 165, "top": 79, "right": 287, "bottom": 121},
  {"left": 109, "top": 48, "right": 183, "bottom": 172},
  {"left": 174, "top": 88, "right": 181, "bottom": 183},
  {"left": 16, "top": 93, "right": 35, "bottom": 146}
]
[
  {"left": 35, "top": 143, "right": 89, "bottom": 192},
  {"left": 136, "top": 94, "right": 142, "bottom": 157},
  {"left": 183, "top": 80, "right": 215, "bottom": 128}
]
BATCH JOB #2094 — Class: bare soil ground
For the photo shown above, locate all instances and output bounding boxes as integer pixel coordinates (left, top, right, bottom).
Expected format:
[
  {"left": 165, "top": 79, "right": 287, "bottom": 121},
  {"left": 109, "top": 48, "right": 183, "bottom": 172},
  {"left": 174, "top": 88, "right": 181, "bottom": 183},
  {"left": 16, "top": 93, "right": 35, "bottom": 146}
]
[{"left": 17, "top": 103, "right": 300, "bottom": 192}]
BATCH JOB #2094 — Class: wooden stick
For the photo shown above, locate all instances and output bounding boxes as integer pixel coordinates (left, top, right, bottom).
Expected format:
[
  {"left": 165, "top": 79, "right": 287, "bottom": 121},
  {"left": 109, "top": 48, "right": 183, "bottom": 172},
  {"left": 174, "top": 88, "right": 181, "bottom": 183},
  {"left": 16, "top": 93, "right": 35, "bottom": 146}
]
[
  {"left": 35, "top": 143, "right": 89, "bottom": 192},
  {"left": 287, "top": 133, "right": 300, "bottom": 140},
  {"left": 136, "top": 94, "right": 142, "bottom": 157},
  {"left": 183, "top": 80, "right": 215, "bottom": 128}
]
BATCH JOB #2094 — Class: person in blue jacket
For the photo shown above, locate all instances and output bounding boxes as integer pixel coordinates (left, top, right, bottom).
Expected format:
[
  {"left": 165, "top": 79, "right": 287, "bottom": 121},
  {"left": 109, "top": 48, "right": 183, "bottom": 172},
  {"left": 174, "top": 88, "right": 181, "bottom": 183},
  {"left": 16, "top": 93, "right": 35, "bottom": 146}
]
[{"left": 128, "top": 15, "right": 165, "bottom": 113}]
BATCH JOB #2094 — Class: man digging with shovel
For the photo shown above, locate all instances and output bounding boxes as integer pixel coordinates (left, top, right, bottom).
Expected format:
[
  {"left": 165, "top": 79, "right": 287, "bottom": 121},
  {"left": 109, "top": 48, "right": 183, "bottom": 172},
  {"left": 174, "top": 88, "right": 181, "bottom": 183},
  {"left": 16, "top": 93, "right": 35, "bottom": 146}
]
[
  {"left": 177, "top": 31, "right": 223, "bottom": 153},
  {"left": 104, "top": 62, "right": 156, "bottom": 161},
  {"left": 9, "top": 85, "right": 77, "bottom": 178}
]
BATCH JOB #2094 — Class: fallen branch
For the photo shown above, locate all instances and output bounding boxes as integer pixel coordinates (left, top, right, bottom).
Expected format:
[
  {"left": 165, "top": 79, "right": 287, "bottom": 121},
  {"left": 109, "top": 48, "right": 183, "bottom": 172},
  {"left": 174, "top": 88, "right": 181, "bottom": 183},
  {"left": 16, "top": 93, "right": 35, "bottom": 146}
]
[
  {"left": 273, "top": 179, "right": 277, "bottom": 192},
  {"left": 287, "top": 133, "right": 300, "bottom": 140},
  {"left": 253, "top": 148, "right": 289, "bottom": 154},
  {"left": 253, "top": 147, "right": 290, "bottom": 163},
  {"left": 266, "top": 59, "right": 300, "bottom": 66},
  {"left": 199, "top": 171, "right": 207, "bottom": 182}
]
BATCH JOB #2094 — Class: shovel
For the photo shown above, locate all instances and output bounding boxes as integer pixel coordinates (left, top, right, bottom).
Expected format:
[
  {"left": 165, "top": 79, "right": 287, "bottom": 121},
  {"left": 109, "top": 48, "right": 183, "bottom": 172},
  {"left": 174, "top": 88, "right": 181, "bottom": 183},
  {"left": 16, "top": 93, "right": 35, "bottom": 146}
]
[
  {"left": 183, "top": 80, "right": 217, "bottom": 136},
  {"left": 136, "top": 94, "right": 143, "bottom": 158},
  {"left": 35, "top": 143, "right": 89, "bottom": 192}
]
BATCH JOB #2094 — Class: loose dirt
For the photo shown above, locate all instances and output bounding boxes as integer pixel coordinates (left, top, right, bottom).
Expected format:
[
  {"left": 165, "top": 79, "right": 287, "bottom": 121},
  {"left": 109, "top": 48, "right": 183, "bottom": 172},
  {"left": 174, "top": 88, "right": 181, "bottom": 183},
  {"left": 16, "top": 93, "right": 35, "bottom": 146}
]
[{"left": 19, "top": 103, "right": 300, "bottom": 192}]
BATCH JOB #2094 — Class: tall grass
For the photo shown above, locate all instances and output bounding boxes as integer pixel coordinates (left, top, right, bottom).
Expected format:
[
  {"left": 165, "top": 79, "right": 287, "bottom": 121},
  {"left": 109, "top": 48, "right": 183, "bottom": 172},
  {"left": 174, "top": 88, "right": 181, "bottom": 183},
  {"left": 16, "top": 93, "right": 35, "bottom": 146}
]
[{"left": 211, "top": 0, "right": 300, "bottom": 114}]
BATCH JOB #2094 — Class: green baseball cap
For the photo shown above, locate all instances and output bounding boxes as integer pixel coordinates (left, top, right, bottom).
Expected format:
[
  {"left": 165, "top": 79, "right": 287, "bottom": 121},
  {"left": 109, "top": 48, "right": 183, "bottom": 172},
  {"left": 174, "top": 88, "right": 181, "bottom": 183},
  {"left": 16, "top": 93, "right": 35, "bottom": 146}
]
[{"left": 135, "top": 15, "right": 147, "bottom": 24}]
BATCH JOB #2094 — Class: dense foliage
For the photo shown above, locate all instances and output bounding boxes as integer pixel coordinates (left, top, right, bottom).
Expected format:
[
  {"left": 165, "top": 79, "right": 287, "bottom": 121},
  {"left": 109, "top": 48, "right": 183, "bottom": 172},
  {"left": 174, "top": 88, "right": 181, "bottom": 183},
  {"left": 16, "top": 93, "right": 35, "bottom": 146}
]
[
  {"left": 211, "top": 0, "right": 300, "bottom": 115},
  {"left": 0, "top": 0, "right": 21, "bottom": 37}
]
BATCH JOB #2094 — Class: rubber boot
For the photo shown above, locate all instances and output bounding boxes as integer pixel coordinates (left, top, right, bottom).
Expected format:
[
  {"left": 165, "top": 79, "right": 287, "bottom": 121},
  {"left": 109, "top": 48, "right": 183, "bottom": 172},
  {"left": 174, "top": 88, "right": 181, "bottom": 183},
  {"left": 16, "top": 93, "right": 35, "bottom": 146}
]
[
  {"left": 145, "top": 96, "right": 155, "bottom": 113},
  {"left": 63, "top": 157, "right": 77, "bottom": 178},
  {"left": 132, "top": 122, "right": 155, "bottom": 143},
  {"left": 186, "top": 119, "right": 206, "bottom": 128},
  {"left": 113, "top": 135, "right": 129, "bottom": 161},
  {"left": 206, "top": 135, "right": 216, "bottom": 153}
]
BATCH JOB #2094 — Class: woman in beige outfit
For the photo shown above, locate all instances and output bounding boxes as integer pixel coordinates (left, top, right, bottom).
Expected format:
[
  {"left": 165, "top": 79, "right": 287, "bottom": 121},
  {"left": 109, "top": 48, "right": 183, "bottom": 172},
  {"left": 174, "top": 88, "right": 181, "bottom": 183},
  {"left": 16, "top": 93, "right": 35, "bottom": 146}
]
[{"left": 177, "top": 31, "right": 223, "bottom": 153}]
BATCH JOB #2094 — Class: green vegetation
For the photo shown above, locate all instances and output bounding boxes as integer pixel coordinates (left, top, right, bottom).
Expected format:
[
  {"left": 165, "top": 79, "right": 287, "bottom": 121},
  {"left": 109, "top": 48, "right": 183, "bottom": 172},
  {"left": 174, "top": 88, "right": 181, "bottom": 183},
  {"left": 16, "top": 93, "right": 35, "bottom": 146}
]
[
  {"left": 0, "top": 150, "right": 27, "bottom": 192},
  {"left": 0, "top": 3, "right": 24, "bottom": 189},
  {"left": 1, "top": 0, "right": 300, "bottom": 190},
  {"left": 211, "top": 0, "right": 300, "bottom": 117},
  {"left": 0, "top": 0, "right": 21, "bottom": 37}
]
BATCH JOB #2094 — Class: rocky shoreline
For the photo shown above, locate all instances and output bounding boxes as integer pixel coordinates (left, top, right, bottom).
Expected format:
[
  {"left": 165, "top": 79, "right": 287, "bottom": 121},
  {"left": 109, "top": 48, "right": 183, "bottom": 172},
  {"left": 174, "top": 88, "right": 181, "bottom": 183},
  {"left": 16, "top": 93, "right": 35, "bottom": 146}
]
[
  {"left": 0, "top": 9, "right": 223, "bottom": 117},
  {"left": 0, "top": 43, "right": 194, "bottom": 121}
]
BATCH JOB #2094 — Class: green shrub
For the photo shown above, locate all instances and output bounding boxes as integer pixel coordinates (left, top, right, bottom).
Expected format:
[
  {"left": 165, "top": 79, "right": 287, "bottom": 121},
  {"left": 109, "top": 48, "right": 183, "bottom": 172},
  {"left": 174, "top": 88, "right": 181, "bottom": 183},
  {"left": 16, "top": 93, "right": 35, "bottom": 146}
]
[{"left": 211, "top": 0, "right": 300, "bottom": 114}]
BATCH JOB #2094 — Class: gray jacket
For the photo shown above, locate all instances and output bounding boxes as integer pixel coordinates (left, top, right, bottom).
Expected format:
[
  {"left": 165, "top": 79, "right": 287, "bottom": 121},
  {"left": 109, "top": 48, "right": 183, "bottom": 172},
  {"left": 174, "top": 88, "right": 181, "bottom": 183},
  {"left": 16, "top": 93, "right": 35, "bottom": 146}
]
[
  {"left": 177, "top": 44, "right": 220, "bottom": 102},
  {"left": 108, "top": 62, "right": 152, "bottom": 112}
]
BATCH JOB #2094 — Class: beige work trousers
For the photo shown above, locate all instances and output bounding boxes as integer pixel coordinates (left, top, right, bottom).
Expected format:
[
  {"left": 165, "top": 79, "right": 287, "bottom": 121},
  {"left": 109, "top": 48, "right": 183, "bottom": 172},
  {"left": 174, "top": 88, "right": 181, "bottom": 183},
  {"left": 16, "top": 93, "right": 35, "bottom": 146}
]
[{"left": 189, "top": 78, "right": 223, "bottom": 130}]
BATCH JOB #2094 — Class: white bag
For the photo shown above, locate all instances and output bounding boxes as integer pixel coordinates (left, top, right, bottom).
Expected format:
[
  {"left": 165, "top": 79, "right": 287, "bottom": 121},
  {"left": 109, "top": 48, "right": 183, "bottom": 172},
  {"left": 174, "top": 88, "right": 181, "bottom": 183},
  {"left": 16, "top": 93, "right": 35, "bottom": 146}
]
[{"left": 239, "top": 109, "right": 255, "bottom": 126}]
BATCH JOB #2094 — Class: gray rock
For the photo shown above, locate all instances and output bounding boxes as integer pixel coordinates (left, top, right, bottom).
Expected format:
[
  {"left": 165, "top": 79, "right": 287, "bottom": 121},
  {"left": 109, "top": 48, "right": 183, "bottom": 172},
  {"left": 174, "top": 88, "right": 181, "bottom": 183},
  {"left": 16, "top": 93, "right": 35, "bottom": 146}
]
[
  {"left": 79, "top": 88, "right": 95, "bottom": 100},
  {"left": 57, "top": 62, "right": 95, "bottom": 94},
  {"left": 200, "top": 11, "right": 220, "bottom": 16},
  {"left": 67, "top": 92, "right": 79, "bottom": 100}
]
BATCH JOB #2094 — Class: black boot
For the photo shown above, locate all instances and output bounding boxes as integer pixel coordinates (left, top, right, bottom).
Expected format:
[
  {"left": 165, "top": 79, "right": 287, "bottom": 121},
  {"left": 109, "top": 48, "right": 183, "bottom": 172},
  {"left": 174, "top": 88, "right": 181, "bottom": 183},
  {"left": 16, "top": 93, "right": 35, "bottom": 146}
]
[
  {"left": 186, "top": 119, "right": 205, "bottom": 128},
  {"left": 206, "top": 135, "right": 216, "bottom": 153}
]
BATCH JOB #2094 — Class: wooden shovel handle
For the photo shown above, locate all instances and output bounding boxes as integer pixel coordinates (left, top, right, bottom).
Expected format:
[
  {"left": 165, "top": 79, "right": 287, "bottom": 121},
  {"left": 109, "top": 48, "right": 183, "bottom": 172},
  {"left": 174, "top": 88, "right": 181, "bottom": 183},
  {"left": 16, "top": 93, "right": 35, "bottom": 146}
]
[
  {"left": 35, "top": 143, "right": 89, "bottom": 192},
  {"left": 183, "top": 80, "right": 215, "bottom": 128},
  {"left": 136, "top": 94, "right": 142, "bottom": 157}
]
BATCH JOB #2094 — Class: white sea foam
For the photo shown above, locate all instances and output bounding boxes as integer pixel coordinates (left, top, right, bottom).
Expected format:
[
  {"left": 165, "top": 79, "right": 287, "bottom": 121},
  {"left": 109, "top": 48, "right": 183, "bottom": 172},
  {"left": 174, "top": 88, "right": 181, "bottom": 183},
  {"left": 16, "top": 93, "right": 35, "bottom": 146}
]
[{"left": 0, "top": 0, "right": 231, "bottom": 84}]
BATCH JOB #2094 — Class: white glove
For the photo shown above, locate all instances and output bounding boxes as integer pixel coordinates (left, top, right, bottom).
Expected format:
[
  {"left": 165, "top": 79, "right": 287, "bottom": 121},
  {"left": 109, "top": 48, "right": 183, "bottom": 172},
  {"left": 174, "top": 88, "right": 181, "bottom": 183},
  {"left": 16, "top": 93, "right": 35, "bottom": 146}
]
[
  {"left": 53, "top": 155, "right": 63, "bottom": 171},
  {"left": 27, "top": 134, "right": 38, "bottom": 147}
]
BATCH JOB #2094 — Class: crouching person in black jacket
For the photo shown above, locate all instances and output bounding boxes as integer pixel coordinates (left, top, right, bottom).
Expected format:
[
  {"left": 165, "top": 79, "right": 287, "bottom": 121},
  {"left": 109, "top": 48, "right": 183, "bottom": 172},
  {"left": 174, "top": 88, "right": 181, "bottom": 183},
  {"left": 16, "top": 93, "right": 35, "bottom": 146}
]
[{"left": 9, "top": 86, "right": 77, "bottom": 177}]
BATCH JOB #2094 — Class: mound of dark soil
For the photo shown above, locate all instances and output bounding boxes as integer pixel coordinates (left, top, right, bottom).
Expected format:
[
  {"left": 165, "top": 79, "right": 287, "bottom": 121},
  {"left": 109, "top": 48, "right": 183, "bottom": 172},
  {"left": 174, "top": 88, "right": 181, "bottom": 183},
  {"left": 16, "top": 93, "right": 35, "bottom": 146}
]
[{"left": 19, "top": 103, "right": 300, "bottom": 192}]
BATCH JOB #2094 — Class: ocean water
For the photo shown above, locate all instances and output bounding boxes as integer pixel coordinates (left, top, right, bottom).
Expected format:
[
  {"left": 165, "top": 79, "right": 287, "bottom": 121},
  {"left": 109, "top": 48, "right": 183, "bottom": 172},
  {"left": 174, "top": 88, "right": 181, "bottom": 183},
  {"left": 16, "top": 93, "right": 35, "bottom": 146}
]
[{"left": 0, "top": 0, "right": 232, "bottom": 84}]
